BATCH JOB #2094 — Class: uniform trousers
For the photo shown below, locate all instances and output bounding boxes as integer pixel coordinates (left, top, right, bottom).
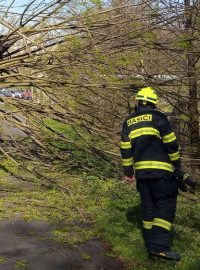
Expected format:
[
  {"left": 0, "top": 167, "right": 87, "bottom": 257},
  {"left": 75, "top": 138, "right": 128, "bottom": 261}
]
[{"left": 137, "top": 174, "right": 178, "bottom": 253}]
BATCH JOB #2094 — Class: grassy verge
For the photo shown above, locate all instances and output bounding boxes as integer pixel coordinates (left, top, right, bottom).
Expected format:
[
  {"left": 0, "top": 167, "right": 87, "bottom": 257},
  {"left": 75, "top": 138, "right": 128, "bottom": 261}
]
[{"left": 0, "top": 162, "right": 199, "bottom": 270}]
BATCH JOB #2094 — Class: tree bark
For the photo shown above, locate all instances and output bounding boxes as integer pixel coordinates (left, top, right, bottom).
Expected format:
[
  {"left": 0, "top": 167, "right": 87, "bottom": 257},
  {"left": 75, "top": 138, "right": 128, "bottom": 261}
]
[{"left": 185, "top": 0, "right": 200, "bottom": 145}]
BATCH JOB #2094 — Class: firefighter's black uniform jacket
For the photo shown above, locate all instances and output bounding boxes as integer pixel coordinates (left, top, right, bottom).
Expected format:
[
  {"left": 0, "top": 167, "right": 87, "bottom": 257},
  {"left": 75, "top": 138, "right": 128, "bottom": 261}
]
[
  {"left": 120, "top": 106, "right": 180, "bottom": 179},
  {"left": 120, "top": 106, "right": 180, "bottom": 253}
]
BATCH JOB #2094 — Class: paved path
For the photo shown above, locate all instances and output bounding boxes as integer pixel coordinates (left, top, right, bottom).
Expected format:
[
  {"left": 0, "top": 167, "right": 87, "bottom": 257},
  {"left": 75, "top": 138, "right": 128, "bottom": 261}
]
[{"left": 0, "top": 219, "right": 124, "bottom": 270}]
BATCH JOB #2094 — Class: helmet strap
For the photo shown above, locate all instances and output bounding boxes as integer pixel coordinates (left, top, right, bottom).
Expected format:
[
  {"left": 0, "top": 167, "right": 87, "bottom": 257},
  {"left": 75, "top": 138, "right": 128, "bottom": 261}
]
[{"left": 134, "top": 103, "right": 138, "bottom": 112}]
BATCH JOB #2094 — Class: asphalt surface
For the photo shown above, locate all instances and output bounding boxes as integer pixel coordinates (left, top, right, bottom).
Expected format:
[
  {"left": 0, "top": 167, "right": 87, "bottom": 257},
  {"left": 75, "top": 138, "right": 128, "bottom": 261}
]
[{"left": 0, "top": 219, "right": 124, "bottom": 270}]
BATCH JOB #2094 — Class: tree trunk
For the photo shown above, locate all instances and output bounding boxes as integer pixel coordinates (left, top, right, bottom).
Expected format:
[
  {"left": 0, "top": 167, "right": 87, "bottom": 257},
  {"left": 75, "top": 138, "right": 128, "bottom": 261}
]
[
  {"left": 184, "top": 0, "right": 200, "bottom": 178},
  {"left": 185, "top": 0, "right": 200, "bottom": 145}
]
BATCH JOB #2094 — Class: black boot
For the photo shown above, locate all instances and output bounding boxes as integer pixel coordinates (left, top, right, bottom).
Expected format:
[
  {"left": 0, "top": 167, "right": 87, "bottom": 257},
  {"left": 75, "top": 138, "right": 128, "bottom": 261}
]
[{"left": 149, "top": 251, "right": 181, "bottom": 261}]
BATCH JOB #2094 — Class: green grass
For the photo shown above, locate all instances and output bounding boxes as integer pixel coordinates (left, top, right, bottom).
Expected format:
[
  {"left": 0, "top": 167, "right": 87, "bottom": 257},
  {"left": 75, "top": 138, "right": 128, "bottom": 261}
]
[
  {"left": 43, "top": 118, "right": 120, "bottom": 178},
  {"left": 0, "top": 164, "right": 199, "bottom": 269},
  {"left": 44, "top": 118, "right": 79, "bottom": 139},
  {"left": 0, "top": 256, "right": 6, "bottom": 264},
  {"left": 81, "top": 253, "right": 92, "bottom": 261},
  {"left": 15, "top": 259, "right": 28, "bottom": 269}
]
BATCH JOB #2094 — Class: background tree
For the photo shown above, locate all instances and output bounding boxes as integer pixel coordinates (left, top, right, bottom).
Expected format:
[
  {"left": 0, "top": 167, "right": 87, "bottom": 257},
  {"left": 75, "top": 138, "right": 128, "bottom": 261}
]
[{"left": 0, "top": 0, "right": 199, "bottom": 183}]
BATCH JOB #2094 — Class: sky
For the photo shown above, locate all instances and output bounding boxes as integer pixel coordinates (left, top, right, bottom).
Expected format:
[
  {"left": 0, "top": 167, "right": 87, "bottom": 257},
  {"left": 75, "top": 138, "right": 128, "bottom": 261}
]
[
  {"left": 0, "top": 0, "right": 52, "bottom": 13},
  {"left": 0, "top": 0, "right": 52, "bottom": 34}
]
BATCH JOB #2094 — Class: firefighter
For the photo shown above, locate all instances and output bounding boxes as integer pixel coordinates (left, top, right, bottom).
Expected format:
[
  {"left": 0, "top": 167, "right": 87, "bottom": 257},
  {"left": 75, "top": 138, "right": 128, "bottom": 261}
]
[{"left": 120, "top": 87, "right": 194, "bottom": 261}]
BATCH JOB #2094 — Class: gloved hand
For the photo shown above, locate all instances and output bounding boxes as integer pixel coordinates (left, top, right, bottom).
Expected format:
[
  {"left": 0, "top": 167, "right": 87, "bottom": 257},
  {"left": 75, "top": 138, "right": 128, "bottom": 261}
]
[
  {"left": 174, "top": 169, "right": 196, "bottom": 192},
  {"left": 174, "top": 168, "right": 187, "bottom": 192},
  {"left": 174, "top": 168, "right": 184, "bottom": 179},
  {"left": 183, "top": 174, "right": 196, "bottom": 190}
]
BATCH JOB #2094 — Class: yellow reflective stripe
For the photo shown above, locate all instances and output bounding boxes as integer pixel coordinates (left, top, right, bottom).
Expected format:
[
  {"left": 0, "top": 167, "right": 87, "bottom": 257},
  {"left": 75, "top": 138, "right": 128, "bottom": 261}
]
[
  {"left": 168, "top": 151, "right": 180, "bottom": 161},
  {"left": 162, "top": 132, "right": 176, "bottom": 143},
  {"left": 135, "top": 161, "right": 173, "bottom": 172},
  {"left": 143, "top": 220, "right": 153, "bottom": 229},
  {"left": 159, "top": 252, "right": 167, "bottom": 257},
  {"left": 153, "top": 218, "right": 172, "bottom": 231},
  {"left": 129, "top": 127, "right": 160, "bottom": 140},
  {"left": 120, "top": 141, "right": 131, "bottom": 149},
  {"left": 122, "top": 158, "right": 133, "bottom": 166}
]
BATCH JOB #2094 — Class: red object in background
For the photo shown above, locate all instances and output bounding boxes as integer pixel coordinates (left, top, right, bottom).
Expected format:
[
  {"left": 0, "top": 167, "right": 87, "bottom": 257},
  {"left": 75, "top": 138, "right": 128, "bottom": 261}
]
[{"left": 23, "top": 90, "right": 32, "bottom": 99}]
